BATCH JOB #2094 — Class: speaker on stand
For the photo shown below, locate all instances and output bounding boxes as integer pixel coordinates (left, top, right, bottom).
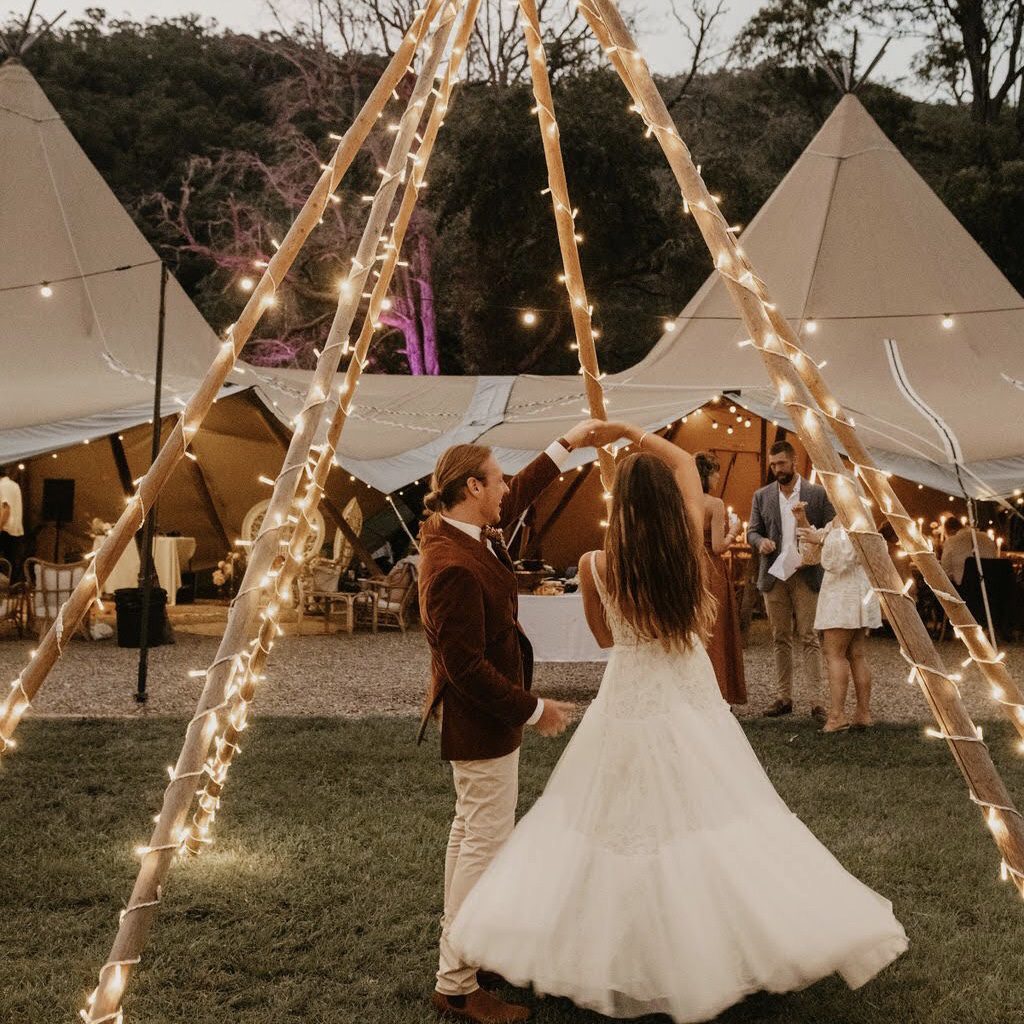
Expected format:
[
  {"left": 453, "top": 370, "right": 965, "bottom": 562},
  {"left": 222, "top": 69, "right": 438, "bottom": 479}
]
[{"left": 41, "top": 478, "right": 75, "bottom": 561}]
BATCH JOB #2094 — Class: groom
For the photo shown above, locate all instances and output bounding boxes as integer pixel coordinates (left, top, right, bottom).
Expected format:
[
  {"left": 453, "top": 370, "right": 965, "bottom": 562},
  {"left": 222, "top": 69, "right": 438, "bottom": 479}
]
[{"left": 419, "top": 419, "right": 611, "bottom": 1023}]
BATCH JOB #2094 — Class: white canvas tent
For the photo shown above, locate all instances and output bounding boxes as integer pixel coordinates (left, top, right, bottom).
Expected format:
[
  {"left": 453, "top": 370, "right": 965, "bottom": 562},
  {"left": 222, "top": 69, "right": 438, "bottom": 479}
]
[
  {"left": 0, "top": 57, "right": 237, "bottom": 461},
  {"left": 255, "top": 93, "right": 1024, "bottom": 499},
  {"left": 0, "top": 59, "right": 341, "bottom": 568}
]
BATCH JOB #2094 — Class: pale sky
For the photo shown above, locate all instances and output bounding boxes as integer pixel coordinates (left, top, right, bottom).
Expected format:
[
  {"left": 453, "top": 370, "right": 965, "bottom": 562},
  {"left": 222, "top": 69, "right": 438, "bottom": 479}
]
[{"left": 47, "top": 0, "right": 926, "bottom": 95}]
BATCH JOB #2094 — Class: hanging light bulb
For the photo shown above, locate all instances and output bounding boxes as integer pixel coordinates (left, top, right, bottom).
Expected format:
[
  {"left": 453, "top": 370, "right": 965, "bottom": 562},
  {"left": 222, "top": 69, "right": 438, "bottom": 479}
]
[
  {"left": 239, "top": 277, "right": 255, "bottom": 293},
  {"left": 942, "top": 315, "right": 955, "bottom": 330},
  {"left": 40, "top": 283, "right": 53, "bottom": 298},
  {"left": 804, "top": 319, "right": 817, "bottom": 334},
  {"left": 521, "top": 310, "right": 538, "bottom": 326},
  {"left": 663, "top": 319, "right": 676, "bottom": 332}
]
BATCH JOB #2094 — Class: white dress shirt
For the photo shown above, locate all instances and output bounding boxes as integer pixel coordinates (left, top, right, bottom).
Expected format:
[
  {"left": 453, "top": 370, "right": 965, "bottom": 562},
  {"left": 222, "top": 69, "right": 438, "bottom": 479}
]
[
  {"left": 0, "top": 476, "right": 24, "bottom": 537},
  {"left": 439, "top": 441, "right": 569, "bottom": 727},
  {"left": 769, "top": 476, "right": 803, "bottom": 582}
]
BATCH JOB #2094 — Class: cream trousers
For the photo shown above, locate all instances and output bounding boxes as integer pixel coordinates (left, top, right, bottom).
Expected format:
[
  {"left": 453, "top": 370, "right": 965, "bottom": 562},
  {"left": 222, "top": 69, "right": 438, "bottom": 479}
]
[{"left": 436, "top": 748, "right": 520, "bottom": 996}]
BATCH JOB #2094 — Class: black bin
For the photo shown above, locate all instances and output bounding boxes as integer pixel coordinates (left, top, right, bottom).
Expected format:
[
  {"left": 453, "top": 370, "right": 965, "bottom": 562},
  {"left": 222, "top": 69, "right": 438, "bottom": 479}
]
[{"left": 114, "top": 587, "right": 170, "bottom": 648}]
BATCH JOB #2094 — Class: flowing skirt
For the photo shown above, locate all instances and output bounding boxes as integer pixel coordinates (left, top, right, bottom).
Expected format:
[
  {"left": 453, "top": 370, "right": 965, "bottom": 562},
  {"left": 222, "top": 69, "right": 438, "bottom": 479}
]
[{"left": 450, "top": 642, "right": 906, "bottom": 1022}]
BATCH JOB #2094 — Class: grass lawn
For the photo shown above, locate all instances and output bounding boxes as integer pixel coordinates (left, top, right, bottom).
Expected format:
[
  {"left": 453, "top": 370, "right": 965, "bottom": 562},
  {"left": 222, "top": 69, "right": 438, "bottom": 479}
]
[{"left": 3, "top": 716, "right": 1024, "bottom": 1024}]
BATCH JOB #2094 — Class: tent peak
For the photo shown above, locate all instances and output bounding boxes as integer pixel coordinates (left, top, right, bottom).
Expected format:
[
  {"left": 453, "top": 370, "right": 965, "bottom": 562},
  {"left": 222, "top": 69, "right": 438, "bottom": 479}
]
[
  {"left": 813, "top": 30, "right": 891, "bottom": 96},
  {"left": 0, "top": 3, "right": 64, "bottom": 60}
]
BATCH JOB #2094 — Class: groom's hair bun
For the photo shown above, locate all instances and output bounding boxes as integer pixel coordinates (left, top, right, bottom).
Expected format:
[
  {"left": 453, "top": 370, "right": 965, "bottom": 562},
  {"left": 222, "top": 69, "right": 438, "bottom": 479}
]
[{"left": 424, "top": 444, "right": 493, "bottom": 515}]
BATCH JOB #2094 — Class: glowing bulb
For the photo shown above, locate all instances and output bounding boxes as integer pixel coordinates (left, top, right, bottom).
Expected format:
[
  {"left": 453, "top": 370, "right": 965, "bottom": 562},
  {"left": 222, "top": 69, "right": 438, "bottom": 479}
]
[
  {"left": 804, "top": 319, "right": 817, "bottom": 334},
  {"left": 942, "top": 315, "right": 955, "bottom": 329},
  {"left": 663, "top": 320, "right": 676, "bottom": 332},
  {"left": 40, "top": 283, "right": 53, "bottom": 298},
  {"left": 239, "top": 277, "right": 255, "bottom": 292},
  {"left": 521, "top": 311, "right": 537, "bottom": 326}
]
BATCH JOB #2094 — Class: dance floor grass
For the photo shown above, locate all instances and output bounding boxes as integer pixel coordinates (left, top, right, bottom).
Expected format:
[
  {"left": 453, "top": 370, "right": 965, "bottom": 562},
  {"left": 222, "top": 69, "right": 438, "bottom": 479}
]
[{"left": 3, "top": 716, "right": 1024, "bottom": 1024}]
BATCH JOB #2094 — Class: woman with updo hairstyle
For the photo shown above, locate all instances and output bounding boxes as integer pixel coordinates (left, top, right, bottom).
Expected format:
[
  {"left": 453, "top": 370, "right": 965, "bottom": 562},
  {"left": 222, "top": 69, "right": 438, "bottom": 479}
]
[{"left": 695, "top": 450, "right": 747, "bottom": 705}]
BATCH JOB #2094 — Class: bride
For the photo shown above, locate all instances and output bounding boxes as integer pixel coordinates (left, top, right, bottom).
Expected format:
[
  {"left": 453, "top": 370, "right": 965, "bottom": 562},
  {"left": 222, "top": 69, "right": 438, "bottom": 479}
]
[{"left": 449, "top": 422, "right": 907, "bottom": 1022}]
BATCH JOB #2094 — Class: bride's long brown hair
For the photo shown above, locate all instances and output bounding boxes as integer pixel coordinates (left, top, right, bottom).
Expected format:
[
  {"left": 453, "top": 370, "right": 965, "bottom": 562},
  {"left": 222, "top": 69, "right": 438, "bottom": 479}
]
[{"left": 604, "top": 452, "right": 716, "bottom": 651}]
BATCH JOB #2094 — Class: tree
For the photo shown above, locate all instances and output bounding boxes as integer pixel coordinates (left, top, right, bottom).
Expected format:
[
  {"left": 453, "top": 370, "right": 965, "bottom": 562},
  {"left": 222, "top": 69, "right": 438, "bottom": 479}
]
[
  {"left": 143, "top": 33, "right": 443, "bottom": 372},
  {"left": 734, "top": 0, "right": 1024, "bottom": 125}
]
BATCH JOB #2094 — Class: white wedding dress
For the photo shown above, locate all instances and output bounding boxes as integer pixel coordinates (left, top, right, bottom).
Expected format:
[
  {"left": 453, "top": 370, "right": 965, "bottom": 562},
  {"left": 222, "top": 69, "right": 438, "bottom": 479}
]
[{"left": 450, "top": 553, "right": 907, "bottom": 1022}]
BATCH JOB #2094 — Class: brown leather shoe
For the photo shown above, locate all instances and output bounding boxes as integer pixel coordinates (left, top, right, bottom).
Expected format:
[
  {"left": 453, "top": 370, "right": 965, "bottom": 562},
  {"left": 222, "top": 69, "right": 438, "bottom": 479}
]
[
  {"left": 810, "top": 705, "right": 828, "bottom": 723},
  {"left": 432, "top": 989, "right": 530, "bottom": 1023},
  {"left": 763, "top": 699, "right": 793, "bottom": 717}
]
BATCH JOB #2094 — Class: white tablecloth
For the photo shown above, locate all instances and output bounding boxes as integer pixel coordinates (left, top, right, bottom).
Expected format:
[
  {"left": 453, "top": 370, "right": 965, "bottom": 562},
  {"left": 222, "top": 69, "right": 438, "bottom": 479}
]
[
  {"left": 93, "top": 536, "right": 194, "bottom": 606},
  {"left": 518, "top": 593, "right": 609, "bottom": 662}
]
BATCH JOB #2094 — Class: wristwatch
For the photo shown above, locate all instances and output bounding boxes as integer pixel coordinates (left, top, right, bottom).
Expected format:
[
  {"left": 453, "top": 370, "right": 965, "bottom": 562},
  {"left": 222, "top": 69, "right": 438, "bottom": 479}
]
[{"left": 556, "top": 436, "right": 574, "bottom": 452}]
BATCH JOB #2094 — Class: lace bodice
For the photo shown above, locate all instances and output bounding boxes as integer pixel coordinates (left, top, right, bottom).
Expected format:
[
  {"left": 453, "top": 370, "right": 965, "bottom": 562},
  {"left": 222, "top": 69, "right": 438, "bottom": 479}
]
[{"left": 585, "top": 552, "right": 725, "bottom": 720}]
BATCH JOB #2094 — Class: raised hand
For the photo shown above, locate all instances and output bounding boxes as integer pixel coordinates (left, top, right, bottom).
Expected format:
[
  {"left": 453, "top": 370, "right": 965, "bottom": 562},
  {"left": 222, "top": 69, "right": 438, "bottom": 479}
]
[{"left": 562, "top": 419, "right": 632, "bottom": 451}]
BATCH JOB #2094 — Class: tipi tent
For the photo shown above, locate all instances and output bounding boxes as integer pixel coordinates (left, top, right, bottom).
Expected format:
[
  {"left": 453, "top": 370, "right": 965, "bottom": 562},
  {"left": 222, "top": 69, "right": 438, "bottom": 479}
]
[
  {"left": 255, "top": 93, "right": 1024, "bottom": 500},
  {"left": 0, "top": 58, "right": 379, "bottom": 567},
  {"left": 0, "top": 57, "right": 237, "bottom": 460}
]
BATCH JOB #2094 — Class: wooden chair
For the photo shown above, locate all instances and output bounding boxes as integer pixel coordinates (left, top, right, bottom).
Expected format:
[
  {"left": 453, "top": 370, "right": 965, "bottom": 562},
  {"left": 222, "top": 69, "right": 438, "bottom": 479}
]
[
  {"left": 297, "top": 558, "right": 373, "bottom": 633},
  {"left": 0, "top": 557, "right": 25, "bottom": 638},
  {"left": 295, "top": 498, "right": 365, "bottom": 631},
  {"left": 360, "top": 561, "right": 417, "bottom": 632},
  {"left": 24, "top": 558, "right": 93, "bottom": 640}
]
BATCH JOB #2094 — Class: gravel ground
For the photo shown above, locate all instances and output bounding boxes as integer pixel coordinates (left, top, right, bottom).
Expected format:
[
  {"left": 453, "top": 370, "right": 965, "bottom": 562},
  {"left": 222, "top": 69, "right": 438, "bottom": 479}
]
[{"left": 1, "top": 606, "right": 1022, "bottom": 724}]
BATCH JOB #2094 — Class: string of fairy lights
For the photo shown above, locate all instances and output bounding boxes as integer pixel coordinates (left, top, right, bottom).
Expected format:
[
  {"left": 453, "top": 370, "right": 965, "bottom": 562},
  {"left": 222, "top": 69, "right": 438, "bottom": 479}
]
[
  {"left": 79, "top": 4, "right": 467, "bottom": 1021},
  {"left": 181, "top": 0, "right": 479, "bottom": 859},
  {"left": 572, "top": 0, "right": 1024, "bottom": 896},
  {"left": 0, "top": 0, "right": 451, "bottom": 772},
  {"left": 1, "top": 3, "right": 1023, "bottom": 1019}
]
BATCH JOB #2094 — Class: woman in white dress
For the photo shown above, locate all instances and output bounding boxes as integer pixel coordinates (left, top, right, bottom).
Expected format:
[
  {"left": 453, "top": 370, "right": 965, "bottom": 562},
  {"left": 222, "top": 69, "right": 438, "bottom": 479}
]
[
  {"left": 797, "top": 517, "right": 882, "bottom": 734},
  {"left": 449, "top": 423, "right": 907, "bottom": 1023}
]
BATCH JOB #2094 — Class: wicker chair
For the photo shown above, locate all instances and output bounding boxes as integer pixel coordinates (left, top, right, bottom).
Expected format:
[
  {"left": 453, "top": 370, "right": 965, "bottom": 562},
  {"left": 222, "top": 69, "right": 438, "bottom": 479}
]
[
  {"left": 24, "top": 558, "right": 93, "bottom": 640},
  {"left": 0, "top": 558, "right": 25, "bottom": 638},
  {"left": 297, "top": 557, "right": 374, "bottom": 633},
  {"left": 360, "top": 561, "right": 417, "bottom": 632}
]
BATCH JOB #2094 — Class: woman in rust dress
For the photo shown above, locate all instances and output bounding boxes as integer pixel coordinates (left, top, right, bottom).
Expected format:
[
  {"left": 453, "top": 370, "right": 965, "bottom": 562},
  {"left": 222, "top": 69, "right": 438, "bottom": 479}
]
[{"left": 696, "top": 452, "right": 747, "bottom": 705}]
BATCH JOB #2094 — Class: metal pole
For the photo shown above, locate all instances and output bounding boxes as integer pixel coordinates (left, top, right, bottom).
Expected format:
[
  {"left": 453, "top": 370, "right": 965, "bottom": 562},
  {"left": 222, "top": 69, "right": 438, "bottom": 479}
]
[{"left": 136, "top": 262, "right": 168, "bottom": 704}]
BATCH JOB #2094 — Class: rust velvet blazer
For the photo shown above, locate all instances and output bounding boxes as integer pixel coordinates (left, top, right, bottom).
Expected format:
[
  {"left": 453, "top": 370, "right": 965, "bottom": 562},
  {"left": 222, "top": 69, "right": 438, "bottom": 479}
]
[{"left": 418, "top": 452, "right": 561, "bottom": 761}]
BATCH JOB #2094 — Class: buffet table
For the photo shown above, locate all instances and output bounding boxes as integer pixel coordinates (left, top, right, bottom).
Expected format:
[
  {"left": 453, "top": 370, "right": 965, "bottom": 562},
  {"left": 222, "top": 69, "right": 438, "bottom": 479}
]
[
  {"left": 518, "top": 593, "right": 609, "bottom": 662},
  {"left": 92, "top": 536, "right": 195, "bottom": 605}
]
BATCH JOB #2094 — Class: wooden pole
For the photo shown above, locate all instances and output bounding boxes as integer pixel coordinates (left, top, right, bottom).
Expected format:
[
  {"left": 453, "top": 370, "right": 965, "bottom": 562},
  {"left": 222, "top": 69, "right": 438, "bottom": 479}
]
[
  {"left": 322, "top": 498, "right": 384, "bottom": 577},
  {"left": 518, "top": 0, "right": 615, "bottom": 491},
  {"left": 252, "top": 398, "right": 384, "bottom": 576},
  {"left": 136, "top": 262, "right": 170, "bottom": 705},
  {"left": 182, "top": 0, "right": 480, "bottom": 859},
  {"left": 0, "top": 0, "right": 448, "bottom": 758},
  {"left": 78, "top": 9, "right": 455, "bottom": 1021},
  {"left": 182, "top": 450, "right": 232, "bottom": 556},
  {"left": 577, "top": 0, "right": 1024, "bottom": 893}
]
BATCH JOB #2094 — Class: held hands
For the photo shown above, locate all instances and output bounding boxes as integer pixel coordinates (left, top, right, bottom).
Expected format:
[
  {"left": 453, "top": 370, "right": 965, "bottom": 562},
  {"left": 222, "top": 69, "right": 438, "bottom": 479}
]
[
  {"left": 563, "top": 418, "right": 628, "bottom": 451},
  {"left": 533, "top": 699, "right": 575, "bottom": 737}
]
